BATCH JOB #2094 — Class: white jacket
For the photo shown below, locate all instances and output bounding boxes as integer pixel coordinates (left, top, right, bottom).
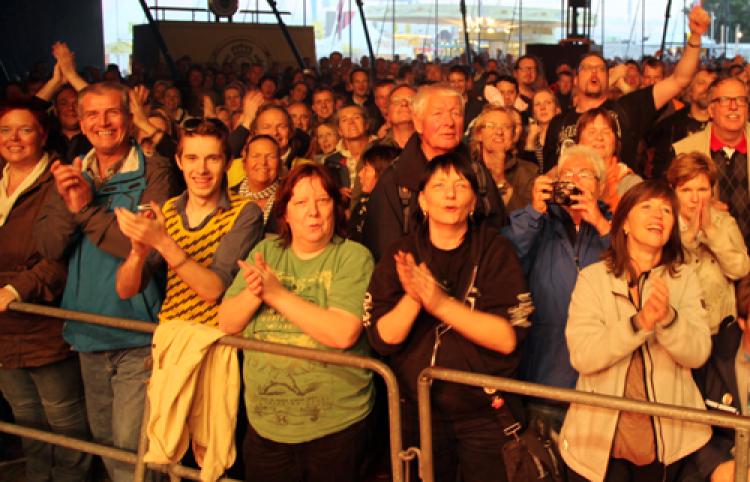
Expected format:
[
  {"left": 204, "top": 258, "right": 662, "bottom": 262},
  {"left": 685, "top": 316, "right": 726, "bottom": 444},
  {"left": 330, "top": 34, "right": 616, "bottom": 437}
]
[
  {"left": 560, "top": 262, "right": 712, "bottom": 482},
  {"left": 144, "top": 321, "right": 240, "bottom": 482},
  {"left": 680, "top": 208, "right": 750, "bottom": 333}
]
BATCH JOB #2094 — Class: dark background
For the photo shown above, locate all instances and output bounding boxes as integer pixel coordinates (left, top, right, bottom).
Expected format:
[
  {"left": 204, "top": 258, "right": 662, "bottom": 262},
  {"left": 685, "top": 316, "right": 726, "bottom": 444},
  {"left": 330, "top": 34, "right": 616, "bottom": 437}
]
[{"left": 1, "top": 0, "right": 104, "bottom": 81}]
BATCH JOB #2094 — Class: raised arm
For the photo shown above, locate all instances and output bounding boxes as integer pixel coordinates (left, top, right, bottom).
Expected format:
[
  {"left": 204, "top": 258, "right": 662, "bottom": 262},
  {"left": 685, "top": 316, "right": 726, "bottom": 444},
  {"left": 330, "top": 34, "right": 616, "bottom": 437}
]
[{"left": 652, "top": 6, "right": 710, "bottom": 110}]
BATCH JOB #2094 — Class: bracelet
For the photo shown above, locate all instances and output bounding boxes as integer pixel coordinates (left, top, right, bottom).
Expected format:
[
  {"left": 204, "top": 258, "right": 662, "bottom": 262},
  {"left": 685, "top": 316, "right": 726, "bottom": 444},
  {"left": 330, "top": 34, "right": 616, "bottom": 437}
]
[
  {"left": 687, "top": 40, "right": 701, "bottom": 48},
  {"left": 169, "top": 255, "right": 189, "bottom": 271}
]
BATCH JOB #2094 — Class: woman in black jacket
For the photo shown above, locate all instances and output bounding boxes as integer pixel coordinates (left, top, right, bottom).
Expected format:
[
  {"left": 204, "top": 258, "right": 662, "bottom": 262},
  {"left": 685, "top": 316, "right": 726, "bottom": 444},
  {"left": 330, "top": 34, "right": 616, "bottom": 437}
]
[{"left": 365, "top": 152, "right": 530, "bottom": 482}]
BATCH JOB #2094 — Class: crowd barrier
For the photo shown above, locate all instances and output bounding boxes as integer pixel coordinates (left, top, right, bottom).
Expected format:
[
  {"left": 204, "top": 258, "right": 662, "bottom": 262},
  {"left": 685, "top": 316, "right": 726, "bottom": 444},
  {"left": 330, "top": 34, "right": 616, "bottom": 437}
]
[
  {"left": 4, "top": 302, "right": 409, "bottom": 482},
  {"left": 5, "top": 302, "right": 749, "bottom": 482},
  {"left": 417, "top": 367, "right": 750, "bottom": 482}
]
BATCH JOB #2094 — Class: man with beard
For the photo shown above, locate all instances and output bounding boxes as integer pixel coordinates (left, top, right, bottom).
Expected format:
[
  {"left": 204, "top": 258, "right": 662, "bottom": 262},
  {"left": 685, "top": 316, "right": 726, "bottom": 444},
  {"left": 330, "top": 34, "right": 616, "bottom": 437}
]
[
  {"left": 648, "top": 67, "right": 717, "bottom": 178},
  {"left": 542, "top": 5, "right": 710, "bottom": 175}
]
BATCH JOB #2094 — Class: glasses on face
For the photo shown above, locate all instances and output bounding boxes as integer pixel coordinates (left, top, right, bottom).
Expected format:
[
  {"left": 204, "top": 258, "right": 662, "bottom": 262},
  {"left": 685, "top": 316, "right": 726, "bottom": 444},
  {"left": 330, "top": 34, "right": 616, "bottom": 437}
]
[
  {"left": 710, "top": 95, "right": 749, "bottom": 107},
  {"left": 482, "top": 122, "right": 514, "bottom": 132},
  {"left": 559, "top": 169, "right": 596, "bottom": 181}
]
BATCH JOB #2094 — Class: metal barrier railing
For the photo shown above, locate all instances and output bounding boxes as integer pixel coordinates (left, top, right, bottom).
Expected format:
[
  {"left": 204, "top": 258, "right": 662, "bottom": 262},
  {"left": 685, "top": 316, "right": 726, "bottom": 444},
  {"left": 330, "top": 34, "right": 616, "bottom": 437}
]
[
  {"left": 5, "top": 301, "right": 408, "bottom": 482},
  {"left": 417, "top": 366, "right": 750, "bottom": 482}
]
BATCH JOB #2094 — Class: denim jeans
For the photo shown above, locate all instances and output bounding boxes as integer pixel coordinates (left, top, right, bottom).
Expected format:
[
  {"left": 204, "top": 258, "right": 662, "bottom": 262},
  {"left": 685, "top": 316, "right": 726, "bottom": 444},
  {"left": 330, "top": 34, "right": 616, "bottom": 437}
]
[
  {"left": 79, "top": 346, "right": 151, "bottom": 482},
  {"left": 0, "top": 356, "right": 92, "bottom": 482}
]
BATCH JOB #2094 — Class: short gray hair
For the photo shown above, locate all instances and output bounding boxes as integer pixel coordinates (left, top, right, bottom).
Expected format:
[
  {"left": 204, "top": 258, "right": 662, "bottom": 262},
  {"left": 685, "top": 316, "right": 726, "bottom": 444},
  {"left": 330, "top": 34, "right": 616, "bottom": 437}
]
[
  {"left": 411, "top": 82, "right": 464, "bottom": 120},
  {"left": 557, "top": 144, "right": 605, "bottom": 182},
  {"left": 77, "top": 81, "right": 131, "bottom": 118}
]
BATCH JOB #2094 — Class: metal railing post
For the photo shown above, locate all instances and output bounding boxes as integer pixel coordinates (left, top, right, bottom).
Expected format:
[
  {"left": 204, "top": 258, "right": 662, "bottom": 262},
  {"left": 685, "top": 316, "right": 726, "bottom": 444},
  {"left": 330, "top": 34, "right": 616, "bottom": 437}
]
[
  {"left": 417, "top": 374, "right": 435, "bottom": 482},
  {"left": 133, "top": 395, "right": 151, "bottom": 482},
  {"left": 5, "top": 302, "right": 405, "bottom": 482},
  {"left": 736, "top": 427, "right": 749, "bottom": 482}
]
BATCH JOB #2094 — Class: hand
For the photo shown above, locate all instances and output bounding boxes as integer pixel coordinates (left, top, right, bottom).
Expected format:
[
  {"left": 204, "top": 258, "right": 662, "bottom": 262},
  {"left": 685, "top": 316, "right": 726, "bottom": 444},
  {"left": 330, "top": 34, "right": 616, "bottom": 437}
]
[
  {"left": 682, "top": 203, "right": 701, "bottom": 246},
  {"left": 394, "top": 251, "right": 420, "bottom": 302},
  {"left": 0, "top": 288, "right": 17, "bottom": 312},
  {"left": 249, "top": 252, "right": 285, "bottom": 302},
  {"left": 638, "top": 275, "right": 671, "bottom": 331},
  {"left": 51, "top": 63, "right": 65, "bottom": 87},
  {"left": 688, "top": 5, "right": 710, "bottom": 38},
  {"left": 710, "top": 459, "right": 750, "bottom": 482},
  {"left": 133, "top": 84, "right": 150, "bottom": 107},
  {"left": 241, "top": 90, "right": 265, "bottom": 128},
  {"left": 377, "top": 121, "right": 390, "bottom": 139},
  {"left": 52, "top": 42, "right": 77, "bottom": 78},
  {"left": 531, "top": 174, "right": 554, "bottom": 214},
  {"left": 699, "top": 197, "right": 715, "bottom": 237},
  {"left": 340, "top": 187, "right": 352, "bottom": 202},
  {"left": 50, "top": 158, "right": 92, "bottom": 214},
  {"left": 237, "top": 259, "right": 263, "bottom": 298},
  {"left": 410, "top": 262, "right": 449, "bottom": 316},
  {"left": 113, "top": 201, "right": 167, "bottom": 253},
  {"left": 129, "top": 89, "right": 152, "bottom": 134},
  {"left": 203, "top": 94, "right": 217, "bottom": 118},
  {"left": 570, "top": 188, "right": 609, "bottom": 235}
]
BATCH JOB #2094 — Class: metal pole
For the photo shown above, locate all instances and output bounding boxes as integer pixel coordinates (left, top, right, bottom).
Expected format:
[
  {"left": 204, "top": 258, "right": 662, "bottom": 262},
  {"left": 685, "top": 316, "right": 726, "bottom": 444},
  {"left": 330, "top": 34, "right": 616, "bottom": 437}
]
[
  {"left": 349, "top": 0, "right": 353, "bottom": 60},
  {"left": 659, "top": 0, "right": 673, "bottom": 58},
  {"left": 736, "top": 428, "right": 750, "bottom": 482},
  {"left": 392, "top": 0, "right": 395, "bottom": 60},
  {"left": 7, "top": 301, "right": 407, "bottom": 482},
  {"left": 266, "top": 0, "right": 306, "bottom": 70},
  {"left": 460, "top": 0, "right": 472, "bottom": 65},
  {"left": 136, "top": 0, "right": 178, "bottom": 80},
  {"left": 519, "top": 0, "right": 523, "bottom": 57},
  {"left": 417, "top": 374, "right": 435, "bottom": 482},
  {"left": 434, "top": 0, "right": 439, "bottom": 61},
  {"left": 641, "top": 0, "right": 645, "bottom": 57},
  {"left": 601, "top": 0, "right": 605, "bottom": 54},
  {"left": 355, "top": 0, "right": 376, "bottom": 76}
]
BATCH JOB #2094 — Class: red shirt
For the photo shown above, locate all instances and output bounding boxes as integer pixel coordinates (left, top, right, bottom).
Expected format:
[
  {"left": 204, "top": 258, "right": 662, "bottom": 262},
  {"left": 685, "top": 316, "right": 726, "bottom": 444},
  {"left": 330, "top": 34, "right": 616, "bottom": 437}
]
[{"left": 710, "top": 128, "right": 748, "bottom": 154}]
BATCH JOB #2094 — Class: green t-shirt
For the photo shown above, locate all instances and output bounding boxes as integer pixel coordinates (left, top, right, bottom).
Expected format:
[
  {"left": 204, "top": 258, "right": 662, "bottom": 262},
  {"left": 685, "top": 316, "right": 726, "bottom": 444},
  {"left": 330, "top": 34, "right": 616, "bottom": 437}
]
[{"left": 224, "top": 235, "right": 375, "bottom": 443}]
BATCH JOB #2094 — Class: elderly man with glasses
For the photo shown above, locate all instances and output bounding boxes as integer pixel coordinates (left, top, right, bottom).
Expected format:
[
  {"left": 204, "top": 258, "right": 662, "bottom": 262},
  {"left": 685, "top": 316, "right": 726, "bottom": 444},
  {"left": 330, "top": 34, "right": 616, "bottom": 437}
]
[{"left": 674, "top": 76, "right": 750, "bottom": 248}]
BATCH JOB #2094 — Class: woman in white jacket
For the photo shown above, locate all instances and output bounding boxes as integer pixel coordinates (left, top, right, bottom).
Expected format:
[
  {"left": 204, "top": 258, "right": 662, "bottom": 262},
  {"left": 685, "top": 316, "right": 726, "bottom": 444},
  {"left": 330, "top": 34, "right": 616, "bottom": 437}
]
[
  {"left": 561, "top": 180, "right": 712, "bottom": 482},
  {"left": 666, "top": 152, "right": 750, "bottom": 333}
]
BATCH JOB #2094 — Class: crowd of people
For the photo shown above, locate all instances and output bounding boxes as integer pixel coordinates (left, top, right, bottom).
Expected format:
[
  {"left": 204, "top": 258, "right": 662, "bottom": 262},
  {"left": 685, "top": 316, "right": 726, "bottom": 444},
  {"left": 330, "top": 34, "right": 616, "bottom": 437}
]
[{"left": 3, "top": 4, "right": 750, "bottom": 482}]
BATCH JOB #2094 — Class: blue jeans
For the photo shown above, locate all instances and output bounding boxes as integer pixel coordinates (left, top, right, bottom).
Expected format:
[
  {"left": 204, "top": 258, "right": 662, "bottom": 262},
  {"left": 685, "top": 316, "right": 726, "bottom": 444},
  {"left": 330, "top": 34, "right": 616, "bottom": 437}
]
[
  {"left": 0, "top": 356, "right": 92, "bottom": 482},
  {"left": 79, "top": 346, "right": 151, "bottom": 482}
]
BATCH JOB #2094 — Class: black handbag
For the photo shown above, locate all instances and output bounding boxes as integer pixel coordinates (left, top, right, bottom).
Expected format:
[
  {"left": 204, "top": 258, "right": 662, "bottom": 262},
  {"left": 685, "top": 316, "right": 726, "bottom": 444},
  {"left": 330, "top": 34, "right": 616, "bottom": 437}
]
[{"left": 490, "top": 395, "right": 565, "bottom": 482}]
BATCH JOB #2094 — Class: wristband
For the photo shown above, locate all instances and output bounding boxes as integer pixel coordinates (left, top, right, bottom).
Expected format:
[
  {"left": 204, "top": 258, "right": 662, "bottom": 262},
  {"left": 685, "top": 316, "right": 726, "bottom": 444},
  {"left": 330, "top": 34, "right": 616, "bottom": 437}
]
[{"left": 687, "top": 40, "right": 701, "bottom": 48}]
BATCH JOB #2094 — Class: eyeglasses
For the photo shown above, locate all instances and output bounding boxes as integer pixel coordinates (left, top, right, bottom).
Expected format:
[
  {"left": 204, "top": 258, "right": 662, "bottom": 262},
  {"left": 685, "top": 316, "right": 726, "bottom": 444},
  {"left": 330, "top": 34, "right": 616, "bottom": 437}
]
[
  {"left": 559, "top": 169, "right": 596, "bottom": 181},
  {"left": 710, "top": 96, "right": 749, "bottom": 107},
  {"left": 339, "top": 114, "right": 364, "bottom": 124}
]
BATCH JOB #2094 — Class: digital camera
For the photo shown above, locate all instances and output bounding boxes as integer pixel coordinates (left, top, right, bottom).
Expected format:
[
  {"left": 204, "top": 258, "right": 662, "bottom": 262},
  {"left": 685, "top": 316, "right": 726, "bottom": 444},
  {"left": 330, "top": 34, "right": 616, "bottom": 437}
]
[{"left": 549, "top": 181, "right": 581, "bottom": 206}]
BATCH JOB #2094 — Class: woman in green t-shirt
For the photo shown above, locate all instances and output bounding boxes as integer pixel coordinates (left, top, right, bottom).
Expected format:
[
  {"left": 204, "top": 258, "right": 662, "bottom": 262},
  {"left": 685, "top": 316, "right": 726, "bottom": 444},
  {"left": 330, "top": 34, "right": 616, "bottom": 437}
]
[{"left": 218, "top": 163, "right": 374, "bottom": 482}]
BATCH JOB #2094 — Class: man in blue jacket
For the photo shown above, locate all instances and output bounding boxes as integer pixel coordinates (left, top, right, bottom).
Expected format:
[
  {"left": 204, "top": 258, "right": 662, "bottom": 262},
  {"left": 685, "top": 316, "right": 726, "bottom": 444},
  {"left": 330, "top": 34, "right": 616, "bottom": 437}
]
[
  {"left": 35, "top": 82, "right": 178, "bottom": 482},
  {"left": 502, "top": 144, "right": 611, "bottom": 430}
]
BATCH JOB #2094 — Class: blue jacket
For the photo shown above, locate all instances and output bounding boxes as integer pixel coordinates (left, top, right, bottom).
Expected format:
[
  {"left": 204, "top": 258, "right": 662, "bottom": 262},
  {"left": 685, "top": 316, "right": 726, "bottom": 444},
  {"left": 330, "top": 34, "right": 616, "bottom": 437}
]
[
  {"left": 35, "top": 145, "right": 176, "bottom": 352},
  {"left": 502, "top": 203, "right": 610, "bottom": 389}
]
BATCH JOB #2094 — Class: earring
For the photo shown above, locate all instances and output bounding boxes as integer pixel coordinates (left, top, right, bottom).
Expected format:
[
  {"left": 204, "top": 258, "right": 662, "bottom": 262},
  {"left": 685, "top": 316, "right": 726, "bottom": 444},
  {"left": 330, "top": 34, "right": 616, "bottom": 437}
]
[{"left": 422, "top": 209, "right": 428, "bottom": 218}]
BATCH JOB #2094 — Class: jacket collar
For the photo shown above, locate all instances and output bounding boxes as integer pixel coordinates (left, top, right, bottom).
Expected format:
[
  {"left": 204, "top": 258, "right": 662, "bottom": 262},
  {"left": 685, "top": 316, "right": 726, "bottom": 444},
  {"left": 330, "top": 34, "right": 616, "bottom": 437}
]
[{"left": 393, "top": 133, "right": 469, "bottom": 191}]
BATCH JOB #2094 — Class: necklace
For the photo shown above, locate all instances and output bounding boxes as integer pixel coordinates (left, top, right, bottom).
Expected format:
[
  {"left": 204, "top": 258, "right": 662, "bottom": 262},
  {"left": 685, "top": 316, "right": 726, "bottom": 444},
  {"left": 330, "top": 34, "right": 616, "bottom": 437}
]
[{"left": 239, "top": 179, "right": 279, "bottom": 223}]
